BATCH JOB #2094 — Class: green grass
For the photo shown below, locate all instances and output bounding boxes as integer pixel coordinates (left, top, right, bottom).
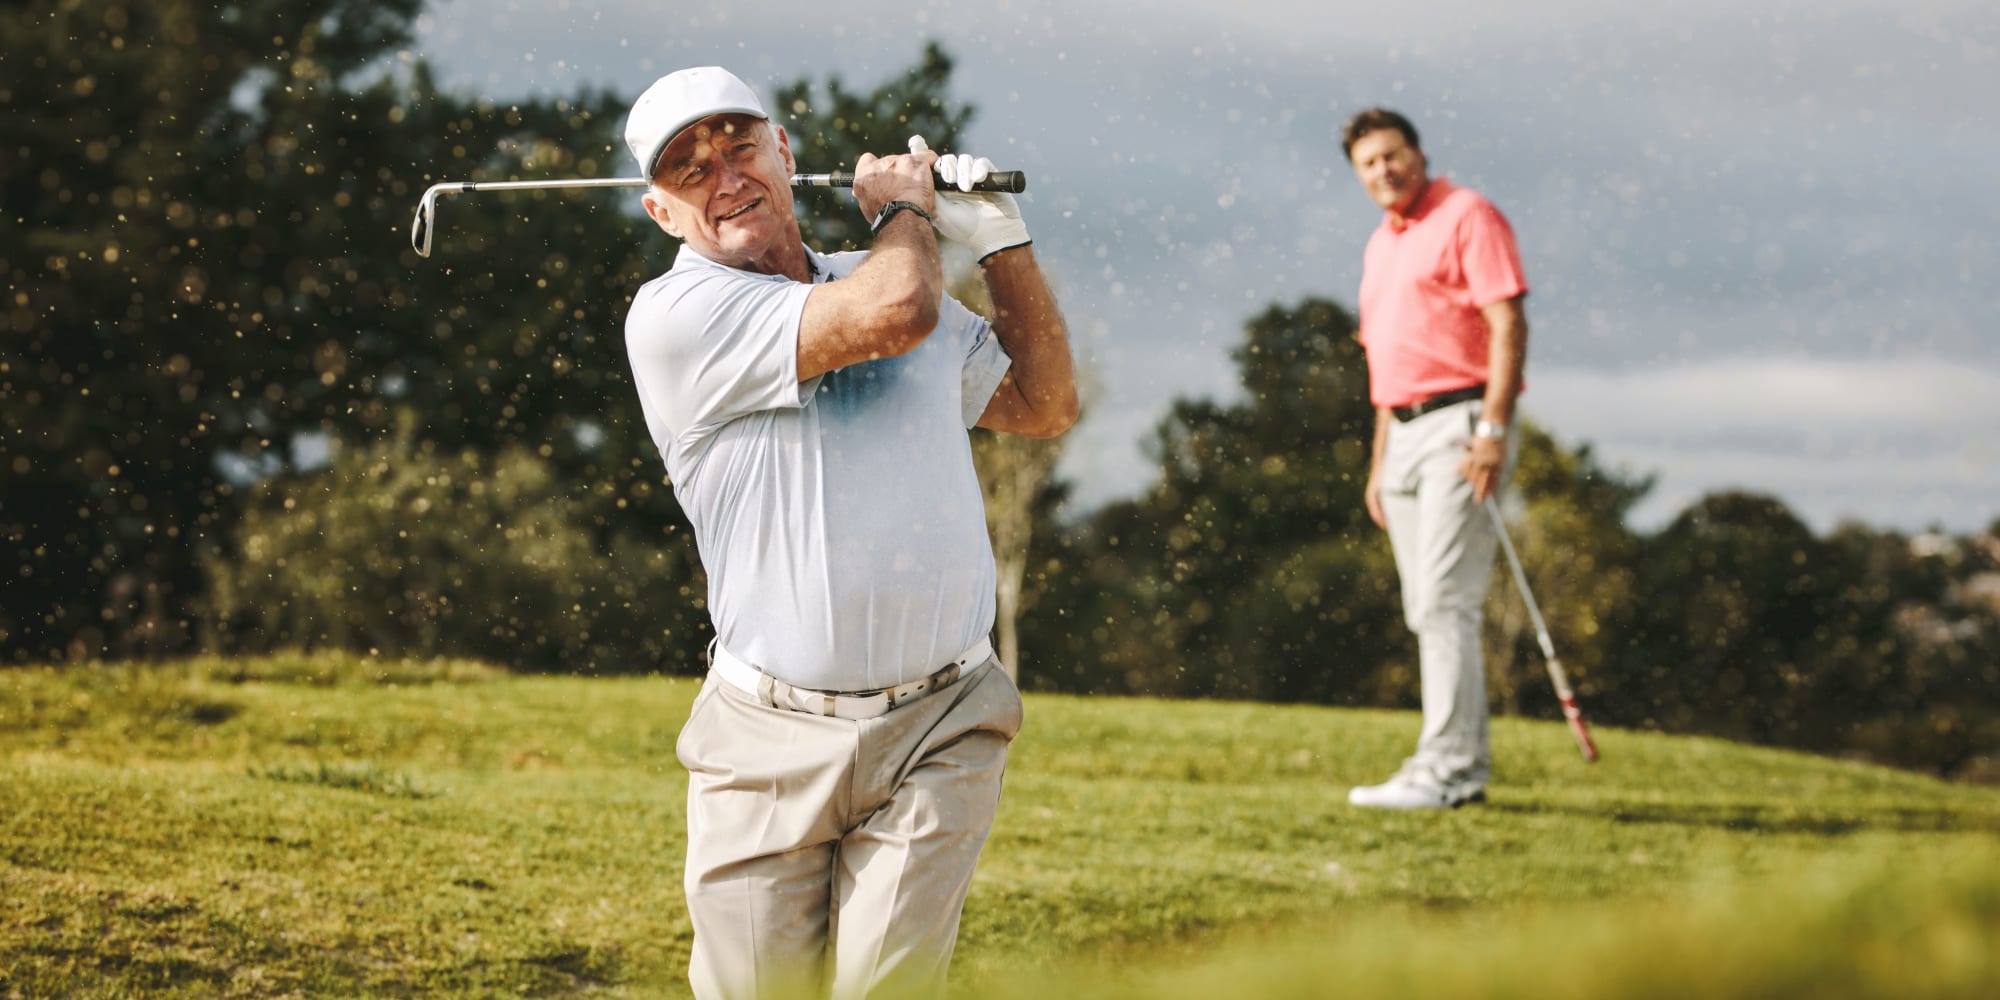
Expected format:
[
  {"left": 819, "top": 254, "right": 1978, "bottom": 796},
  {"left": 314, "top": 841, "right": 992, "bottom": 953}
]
[{"left": 3, "top": 654, "right": 1996, "bottom": 998}]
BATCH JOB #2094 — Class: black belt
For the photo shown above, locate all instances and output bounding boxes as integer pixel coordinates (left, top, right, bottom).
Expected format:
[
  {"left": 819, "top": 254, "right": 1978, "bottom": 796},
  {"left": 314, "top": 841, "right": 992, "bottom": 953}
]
[{"left": 1391, "top": 385, "right": 1485, "bottom": 422}]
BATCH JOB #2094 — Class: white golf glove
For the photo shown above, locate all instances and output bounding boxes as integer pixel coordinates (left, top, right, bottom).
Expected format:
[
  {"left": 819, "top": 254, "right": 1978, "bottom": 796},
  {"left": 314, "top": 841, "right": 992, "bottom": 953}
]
[{"left": 909, "top": 135, "right": 1030, "bottom": 262}]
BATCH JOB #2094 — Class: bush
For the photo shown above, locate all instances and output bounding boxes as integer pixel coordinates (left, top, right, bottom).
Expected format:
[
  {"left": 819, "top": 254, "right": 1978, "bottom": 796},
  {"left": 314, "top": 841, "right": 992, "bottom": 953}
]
[{"left": 203, "top": 421, "right": 709, "bottom": 674}]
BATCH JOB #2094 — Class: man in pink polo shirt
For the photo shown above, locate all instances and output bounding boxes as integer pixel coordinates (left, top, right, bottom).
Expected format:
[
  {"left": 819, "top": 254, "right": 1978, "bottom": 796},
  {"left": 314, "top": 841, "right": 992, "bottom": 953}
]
[{"left": 1344, "top": 108, "right": 1529, "bottom": 809}]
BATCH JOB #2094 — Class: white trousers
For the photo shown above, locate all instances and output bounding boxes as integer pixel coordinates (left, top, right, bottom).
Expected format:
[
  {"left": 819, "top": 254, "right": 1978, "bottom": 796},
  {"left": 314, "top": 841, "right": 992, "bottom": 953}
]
[
  {"left": 676, "top": 656, "right": 1022, "bottom": 1000},
  {"left": 1378, "top": 400, "right": 1514, "bottom": 783}
]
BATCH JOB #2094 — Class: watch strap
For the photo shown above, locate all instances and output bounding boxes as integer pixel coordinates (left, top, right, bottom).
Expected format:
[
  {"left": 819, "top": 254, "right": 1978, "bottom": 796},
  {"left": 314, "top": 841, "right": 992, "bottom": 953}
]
[{"left": 871, "top": 200, "right": 934, "bottom": 235}]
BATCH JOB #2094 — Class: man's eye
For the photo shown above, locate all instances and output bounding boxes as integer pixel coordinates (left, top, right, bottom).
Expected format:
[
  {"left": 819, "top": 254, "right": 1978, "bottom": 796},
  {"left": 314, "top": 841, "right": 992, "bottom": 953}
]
[{"left": 679, "top": 166, "right": 706, "bottom": 185}]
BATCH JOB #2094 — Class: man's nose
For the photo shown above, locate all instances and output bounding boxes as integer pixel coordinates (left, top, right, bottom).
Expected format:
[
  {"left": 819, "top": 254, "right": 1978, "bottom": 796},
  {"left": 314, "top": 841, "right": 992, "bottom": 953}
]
[{"left": 714, "top": 158, "right": 748, "bottom": 192}]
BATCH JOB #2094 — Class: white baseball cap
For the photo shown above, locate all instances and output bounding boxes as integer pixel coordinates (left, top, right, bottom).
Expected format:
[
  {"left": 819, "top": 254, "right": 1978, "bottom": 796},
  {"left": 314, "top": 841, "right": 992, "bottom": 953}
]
[{"left": 624, "top": 66, "right": 770, "bottom": 179}]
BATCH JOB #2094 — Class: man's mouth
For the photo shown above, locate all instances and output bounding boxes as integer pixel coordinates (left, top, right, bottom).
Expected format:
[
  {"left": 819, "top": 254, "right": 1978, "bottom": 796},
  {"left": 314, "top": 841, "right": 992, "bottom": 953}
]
[{"left": 717, "top": 198, "right": 761, "bottom": 223}]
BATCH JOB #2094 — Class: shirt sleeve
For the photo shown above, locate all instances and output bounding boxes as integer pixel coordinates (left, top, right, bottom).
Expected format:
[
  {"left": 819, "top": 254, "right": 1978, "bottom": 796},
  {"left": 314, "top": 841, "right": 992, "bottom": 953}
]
[
  {"left": 1458, "top": 197, "right": 1529, "bottom": 307},
  {"left": 945, "top": 294, "right": 1014, "bottom": 428},
  {"left": 626, "top": 270, "right": 818, "bottom": 447}
]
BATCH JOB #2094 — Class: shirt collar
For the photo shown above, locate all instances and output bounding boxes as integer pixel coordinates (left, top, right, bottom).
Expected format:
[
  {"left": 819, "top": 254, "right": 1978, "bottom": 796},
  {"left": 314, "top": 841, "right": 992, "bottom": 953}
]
[
  {"left": 673, "top": 243, "right": 827, "bottom": 283},
  {"left": 1385, "top": 176, "right": 1454, "bottom": 233}
]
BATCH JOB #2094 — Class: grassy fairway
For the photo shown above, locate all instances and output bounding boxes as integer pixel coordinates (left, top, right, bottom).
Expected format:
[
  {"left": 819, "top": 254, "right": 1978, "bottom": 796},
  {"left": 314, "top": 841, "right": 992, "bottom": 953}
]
[{"left": 3, "top": 656, "right": 1996, "bottom": 998}]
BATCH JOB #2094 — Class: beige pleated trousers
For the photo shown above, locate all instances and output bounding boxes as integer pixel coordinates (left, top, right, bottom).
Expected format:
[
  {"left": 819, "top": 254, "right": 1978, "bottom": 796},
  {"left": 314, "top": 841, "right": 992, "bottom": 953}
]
[{"left": 675, "top": 658, "right": 1023, "bottom": 1000}]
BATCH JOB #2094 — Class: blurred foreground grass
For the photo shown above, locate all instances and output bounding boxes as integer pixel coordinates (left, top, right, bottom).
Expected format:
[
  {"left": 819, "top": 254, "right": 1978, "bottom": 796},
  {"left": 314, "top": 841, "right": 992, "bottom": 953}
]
[
  {"left": 3, "top": 654, "right": 1996, "bottom": 997},
  {"left": 968, "top": 840, "right": 1999, "bottom": 1000}
]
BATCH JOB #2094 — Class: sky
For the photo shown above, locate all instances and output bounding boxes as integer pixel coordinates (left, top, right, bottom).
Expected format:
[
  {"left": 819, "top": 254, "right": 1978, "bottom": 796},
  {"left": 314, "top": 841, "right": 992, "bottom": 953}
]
[{"left": 408, "top": 0, "right": 1999, "bottom": 534}]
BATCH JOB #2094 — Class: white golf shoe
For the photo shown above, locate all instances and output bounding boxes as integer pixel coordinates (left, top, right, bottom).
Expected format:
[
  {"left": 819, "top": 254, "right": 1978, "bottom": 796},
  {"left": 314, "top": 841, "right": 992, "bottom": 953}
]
[{"left": 1347, "top": 765, "right": 1486, "bottom": 810}]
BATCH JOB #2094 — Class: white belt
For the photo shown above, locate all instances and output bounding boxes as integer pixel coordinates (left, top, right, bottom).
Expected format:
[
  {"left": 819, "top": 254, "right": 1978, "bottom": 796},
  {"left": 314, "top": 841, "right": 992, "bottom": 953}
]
[{"left": 708, "top": 638, "right": 995, "bottom": 721}]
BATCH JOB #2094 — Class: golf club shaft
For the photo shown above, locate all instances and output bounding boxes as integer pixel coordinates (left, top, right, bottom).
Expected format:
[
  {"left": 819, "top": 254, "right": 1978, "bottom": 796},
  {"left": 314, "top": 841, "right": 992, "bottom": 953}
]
[
  {"left": 432, "top": 178, "right": 646, "bottom": 194},
  {"left": 425, "top": 171, "right": 1026, "bottom": 194},
  {"left": 411, "top": 171, "right": 1030, "bottom": 257},
  {"left": 1485, "top": 499, "right": 1601, "bottom": 762}
]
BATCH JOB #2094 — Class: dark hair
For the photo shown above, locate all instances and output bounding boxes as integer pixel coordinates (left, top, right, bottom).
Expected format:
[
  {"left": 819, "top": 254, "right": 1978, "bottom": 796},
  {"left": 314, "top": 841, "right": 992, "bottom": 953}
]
[{"left": 1341, "top": 108, "right": 1420, "bottom": 161}]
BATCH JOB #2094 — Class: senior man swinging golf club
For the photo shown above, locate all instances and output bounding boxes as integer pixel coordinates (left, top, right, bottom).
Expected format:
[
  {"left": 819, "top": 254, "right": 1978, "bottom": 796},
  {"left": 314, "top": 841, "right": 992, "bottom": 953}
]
[{"left": 620, "top": 66, "right": 1076, "bottom": 999}]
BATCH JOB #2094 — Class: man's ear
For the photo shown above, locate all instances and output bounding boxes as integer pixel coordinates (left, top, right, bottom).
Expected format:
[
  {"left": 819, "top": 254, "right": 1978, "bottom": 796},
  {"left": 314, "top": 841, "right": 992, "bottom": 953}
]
[
  {"left": 775, "top": 125, "right": 795, "bottom": 175},
  {"left": 642, "top": 189, "right": 682, "bottom": 239}
]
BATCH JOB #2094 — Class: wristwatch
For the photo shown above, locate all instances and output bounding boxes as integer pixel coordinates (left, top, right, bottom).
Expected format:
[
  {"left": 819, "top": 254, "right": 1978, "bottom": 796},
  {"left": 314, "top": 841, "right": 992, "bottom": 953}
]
[
  {"left": 871, "top": 200, "right": 934, "bottom": 235},
  {"left": 1473, "top": 419, "right": 1507, "bottom": 440}
]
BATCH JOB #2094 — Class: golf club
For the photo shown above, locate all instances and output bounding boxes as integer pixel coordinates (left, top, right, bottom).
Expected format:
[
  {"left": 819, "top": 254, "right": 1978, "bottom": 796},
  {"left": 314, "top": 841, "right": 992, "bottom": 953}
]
[
  {"left": 1485, "top": 498, "right": 1601, "bottom": 762},
  {"left": 410, "top": 170, "right": 1028, "bottom": 258}
]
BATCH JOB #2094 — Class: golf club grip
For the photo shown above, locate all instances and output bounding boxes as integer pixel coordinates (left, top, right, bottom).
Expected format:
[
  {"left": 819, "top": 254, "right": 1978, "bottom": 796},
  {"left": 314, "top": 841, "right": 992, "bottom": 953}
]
[{"left": 793, "top": 171, "right": 1027, "bottom": 193}]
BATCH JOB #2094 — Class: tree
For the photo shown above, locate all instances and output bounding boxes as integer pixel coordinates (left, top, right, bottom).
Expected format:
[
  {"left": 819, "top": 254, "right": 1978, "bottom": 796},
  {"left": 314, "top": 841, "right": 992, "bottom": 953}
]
[
  {"left": 1596, "top": 494, "right": 2000, "bottom": 778},
  {"left": 1788, "top": 522, "right": 1998, "bottom": 778},
  {"left": 1028, "top": 297, "right": 1394, "bottom": 701},
  {"left": 1619, "top": 492, "right": 1832, "bottom": 743},
  {"left": 3, "top": 0, "right": 441, "bottom": 662},
  {"left": 971, "top": 429, "right": 1065, "bottom": 681},
  {"left": 207, "top": 414, "right": 698, "bottom": 672}
]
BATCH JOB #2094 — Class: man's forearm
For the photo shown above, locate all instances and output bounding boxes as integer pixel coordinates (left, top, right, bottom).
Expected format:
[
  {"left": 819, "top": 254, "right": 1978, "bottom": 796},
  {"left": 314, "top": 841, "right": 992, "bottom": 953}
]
[
  {"left": 795, "top": 211, "right": 943, "bottom": 381},
  {"left": 1480, "top": 296, "right": 1528, "bottom": 426},
  {"left": 862, "top": 210, "right": 945, "bottom": 310},
  {"left": 1371, "top": 406, "right": 1391, "bottom": 474},
  {"left": 979, "top": 245, "right": 1078, "bottom": 436}
]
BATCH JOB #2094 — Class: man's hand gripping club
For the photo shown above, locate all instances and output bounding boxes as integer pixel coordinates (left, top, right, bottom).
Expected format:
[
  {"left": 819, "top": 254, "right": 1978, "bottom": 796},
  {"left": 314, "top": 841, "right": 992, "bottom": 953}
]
[{"left": 910, "top": 136, "right": 1031, "bottom": 262}]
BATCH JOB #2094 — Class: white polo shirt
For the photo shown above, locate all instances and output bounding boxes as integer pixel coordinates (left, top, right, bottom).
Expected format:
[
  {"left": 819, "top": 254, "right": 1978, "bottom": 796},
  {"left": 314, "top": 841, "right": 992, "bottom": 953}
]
[{"left": 625, "top": 243, "right": 1012, "bottom": 692}]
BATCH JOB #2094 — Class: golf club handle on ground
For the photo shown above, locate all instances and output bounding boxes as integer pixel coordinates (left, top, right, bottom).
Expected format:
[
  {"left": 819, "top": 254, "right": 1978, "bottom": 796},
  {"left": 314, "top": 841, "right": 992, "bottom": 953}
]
[
  {"left": 1485, "top": 499, "right": 1601, "bottom": 763},
  {"left": 793, "top": 171, "right": 1028, "bottom": 193}
]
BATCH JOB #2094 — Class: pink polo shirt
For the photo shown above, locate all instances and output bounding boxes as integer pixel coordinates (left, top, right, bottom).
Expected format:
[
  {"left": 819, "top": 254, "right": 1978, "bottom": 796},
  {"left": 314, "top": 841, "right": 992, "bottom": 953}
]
[{"left": 1357, "top": 177, "right": 1528, "bottom": 408}]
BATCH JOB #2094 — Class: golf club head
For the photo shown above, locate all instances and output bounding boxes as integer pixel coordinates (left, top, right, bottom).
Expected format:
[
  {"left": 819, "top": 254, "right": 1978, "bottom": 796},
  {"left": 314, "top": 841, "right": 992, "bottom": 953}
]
[{"left": 411, "top": 185, "right": 443, "bottom": 258}]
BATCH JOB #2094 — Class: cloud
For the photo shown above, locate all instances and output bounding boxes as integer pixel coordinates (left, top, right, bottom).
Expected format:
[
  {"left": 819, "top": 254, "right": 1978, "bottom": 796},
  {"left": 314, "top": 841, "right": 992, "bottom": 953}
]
[
  {"left": 1527, "top": 356, "right": 2000, "bottom": 531},
  {"left": 1529, "top": 356, "right": 2000, "bottom": 439}
]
